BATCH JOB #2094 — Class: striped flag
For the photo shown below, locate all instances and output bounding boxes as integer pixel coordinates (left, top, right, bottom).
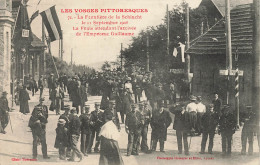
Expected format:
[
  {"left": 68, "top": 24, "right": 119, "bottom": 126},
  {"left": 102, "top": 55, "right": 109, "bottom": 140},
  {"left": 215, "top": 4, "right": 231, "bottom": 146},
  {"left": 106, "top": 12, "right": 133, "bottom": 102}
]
[{"left": 40, "top": 6, "right": 62, "bottom": 42}]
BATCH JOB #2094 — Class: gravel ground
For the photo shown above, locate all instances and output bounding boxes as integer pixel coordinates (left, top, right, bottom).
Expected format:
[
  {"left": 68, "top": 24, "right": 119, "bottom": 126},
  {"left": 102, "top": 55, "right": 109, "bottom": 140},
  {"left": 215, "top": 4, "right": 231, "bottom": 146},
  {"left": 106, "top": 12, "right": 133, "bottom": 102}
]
[{"left": 0, "top": 89, "right": 259, "bottom": 165}]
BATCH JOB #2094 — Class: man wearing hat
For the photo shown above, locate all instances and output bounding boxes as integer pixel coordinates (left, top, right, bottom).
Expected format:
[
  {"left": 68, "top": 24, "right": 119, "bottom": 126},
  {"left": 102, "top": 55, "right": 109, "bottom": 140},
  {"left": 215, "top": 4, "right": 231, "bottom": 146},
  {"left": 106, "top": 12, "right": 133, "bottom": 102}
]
[
  {"left": 139, "top": 101, "right": 152, "bottom": 153},
  {"left": 200, "top": 104, "right": 219, "bottom": 154},
  {"left": 89, "top": 102, "right": 104, "bottom": 153},
  {"left": 125, "top": 104, "right": 144, "bottom": 156},
  {"left": 150, "top": 100, "right": 172, "bottom": 152},
  {"left": 240, "top": 106, "right": 256, "bottom": 155},
  {"left": 212, "top": 93, "right": 222, "bottom": 116},
  {"left": 0, "top": 91, "right": 9, "bottom": 134},
  {"left": 79, "top": 105, "right": 92, "bottom": 156},
  {"left": 218, "top": 105, "right": 236, "bottom": 156},
  {"left": 38, "top": 75, "right": 44, "bottom": 98},
  {"left": 54, "top": 119, "right": 69, "bottom": 160},
  {"left": 186, "top": 95, "right": 198, "bottom": 135},
  {"left": 68, "top": 108, "right": 83, "bottom": 161},
  {"left": 28, "top": 106, "right": 50, "bottom": 159},
  {"left": 170, "top": 102, "right": 190, "bottom": 155}
]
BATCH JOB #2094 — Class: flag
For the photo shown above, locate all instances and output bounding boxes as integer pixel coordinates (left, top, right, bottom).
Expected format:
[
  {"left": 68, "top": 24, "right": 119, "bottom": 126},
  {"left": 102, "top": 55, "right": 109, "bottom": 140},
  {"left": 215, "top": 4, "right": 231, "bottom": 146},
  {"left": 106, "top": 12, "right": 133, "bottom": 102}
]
[
  {"left": 40, "top": 6, "right": 62, "bottom": 42},
  {"left": 29, "top": 10, "right": 39, "bottom": 24},
  {"left": 172, "top": 48, "right": 178, "bottom": 57}
]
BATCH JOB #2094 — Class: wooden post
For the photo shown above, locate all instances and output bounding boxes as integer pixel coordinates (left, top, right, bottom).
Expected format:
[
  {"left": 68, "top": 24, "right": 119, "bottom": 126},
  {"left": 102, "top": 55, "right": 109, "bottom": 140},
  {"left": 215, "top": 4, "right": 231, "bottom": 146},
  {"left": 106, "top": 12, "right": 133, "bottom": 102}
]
[
  {"left": 61, "top": 30, "right": 63, "bottom": 60},
  {"left": 167, "top": 4, "right": 170, "bottom": 58},
  {"left": 185, "top": 3, "right": 191, "bottom": 94},
  {"left": 146, "top": 33, "right": 149, "bottom": 72},
  {"left": 120, "top": 43, "right": 123, "bottom": 71},
  {"left": 225, "top": 0, "right": 232, "bottom": 104},
  {"left": 252, "top": 0, "right": 260, "bottom": 133},
  {"left": 42, "top": 20, "right": 46, "bottom": 74}
]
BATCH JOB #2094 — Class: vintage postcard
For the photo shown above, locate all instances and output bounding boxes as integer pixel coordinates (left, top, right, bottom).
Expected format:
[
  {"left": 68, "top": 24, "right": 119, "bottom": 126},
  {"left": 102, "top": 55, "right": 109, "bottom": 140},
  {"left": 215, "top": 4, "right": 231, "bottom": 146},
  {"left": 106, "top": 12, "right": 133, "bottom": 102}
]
[{"left": 0, "top": 0, "right": 259, "bottom": 165}]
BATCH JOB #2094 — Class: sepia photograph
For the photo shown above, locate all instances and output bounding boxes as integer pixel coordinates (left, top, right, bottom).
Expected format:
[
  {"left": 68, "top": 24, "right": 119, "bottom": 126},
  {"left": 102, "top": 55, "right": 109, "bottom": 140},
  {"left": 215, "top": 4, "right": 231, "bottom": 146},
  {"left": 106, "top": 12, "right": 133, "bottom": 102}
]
[{"left": 0, "top": 0, "right": 259, "bottom": 164}]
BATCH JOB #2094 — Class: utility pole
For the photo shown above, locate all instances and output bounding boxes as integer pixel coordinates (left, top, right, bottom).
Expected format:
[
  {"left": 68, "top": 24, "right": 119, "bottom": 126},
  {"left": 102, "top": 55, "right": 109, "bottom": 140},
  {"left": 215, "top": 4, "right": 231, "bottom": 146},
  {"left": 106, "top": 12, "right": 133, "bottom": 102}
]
[
  {"left": 42, "top": 20, "right": 45, "bottom": 74},
  {"left": 252, "top": 0, "right": 260, "bottom": 134},
  {"left": 71, "top": 48, "right": 73, "bottom": 65},
  {"left": 120, "top": 43, "right": 123, "bottom": 71},
  {"left": 185, "top": 3, "right": 191, "bottom": 94},
  {"left": 146, "top": 32, "right": 150, "bottom": 72},
  {"left": 167, "top": 4, "right": 170, "bottom": 57},
  {"left": 61, "top": 30, "right": 63, "bottom": 60},
  {"left": 225, "top": 0, "right": 232, "bottom": 104}
]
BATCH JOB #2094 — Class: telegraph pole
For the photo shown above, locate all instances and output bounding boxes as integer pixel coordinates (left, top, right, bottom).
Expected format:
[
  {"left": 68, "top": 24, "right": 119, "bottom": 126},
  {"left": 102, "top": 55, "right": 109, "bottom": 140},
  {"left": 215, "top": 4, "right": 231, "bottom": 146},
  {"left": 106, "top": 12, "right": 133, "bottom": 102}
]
[
  {"left": 252, "top": 0, "right": 260, "bottom": 133},
  {"left": 225, "top": 0, "right": 232, "bottom": 104},
  {"left": 71, "top": 48, "right": 73, "bottom": 65},
  {"left": 146, "top": 32, "right": 150, "bottom": 72},
  {"left": 167, "top": 4, "right": 170, "bottom": 57},
  {"left": 61, "top": 30, "right": 63, "bottom": 60},
  {"left": 185, "top": 3, "right": 191, "bottom": 95},
  {"left": 120, "top": 43, "right": 123, "bottom": 71}
]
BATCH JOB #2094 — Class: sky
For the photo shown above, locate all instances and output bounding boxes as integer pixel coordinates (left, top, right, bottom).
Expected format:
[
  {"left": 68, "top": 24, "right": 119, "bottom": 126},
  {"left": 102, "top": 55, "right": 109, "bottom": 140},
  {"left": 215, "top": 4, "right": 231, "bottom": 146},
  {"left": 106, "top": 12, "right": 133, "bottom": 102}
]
[{"left": 27, "top": 0, "right": 202, "bottom": 68}]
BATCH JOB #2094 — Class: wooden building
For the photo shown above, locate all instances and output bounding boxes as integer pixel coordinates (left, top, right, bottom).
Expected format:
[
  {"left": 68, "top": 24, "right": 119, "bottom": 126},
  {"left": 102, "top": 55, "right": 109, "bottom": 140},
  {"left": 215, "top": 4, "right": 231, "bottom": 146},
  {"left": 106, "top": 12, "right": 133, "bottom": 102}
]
[{"left": 186, "top": 2, "right": 254, "bottom": 109}]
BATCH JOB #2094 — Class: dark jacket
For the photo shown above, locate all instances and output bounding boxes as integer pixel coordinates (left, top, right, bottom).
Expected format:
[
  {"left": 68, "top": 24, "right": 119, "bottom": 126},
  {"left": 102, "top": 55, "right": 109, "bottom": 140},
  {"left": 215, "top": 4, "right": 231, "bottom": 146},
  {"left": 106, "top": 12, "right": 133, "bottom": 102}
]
[
  {"left": 90, "top": 110, "right": 104, "bottom": 129},
  {"left": 212, "top": 99, "right": 222, "bottom": 114},
  {"left": 54, "top": 126, "right": 69, "bottom": 148},
  {"left": 151, "top": 109, "right": 172, "bottom": 141},
  {"left": 68, "top": 115, "right": 81, "bottom": 135},
  {"left": 125, "top": 111, "right": 144, "bottom": 132},
  {"left": 170, "top": 106, "right": 190, "bottom": 131},
  {"left": 201, "top": 110, "right": 219, "bottom": 132},
  {"left": 79, "top": 113, "right": 92, "bottom": 134},
  {"left": 219, "top": 112, "right": 236, "bottom": 134}
]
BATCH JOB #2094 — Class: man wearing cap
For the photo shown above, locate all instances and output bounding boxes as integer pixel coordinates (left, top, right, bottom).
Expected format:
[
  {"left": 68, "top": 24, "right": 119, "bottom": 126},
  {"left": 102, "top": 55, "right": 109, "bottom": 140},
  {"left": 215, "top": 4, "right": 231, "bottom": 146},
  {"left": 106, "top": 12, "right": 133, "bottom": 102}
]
[
  {"left": 150, "top": 101, "right": 172, "bottom": 152},
  {"left": 59, "top": 105, "right": 71, "bottom": 157},
  {"left": 68, "top": 108, "right": 83, "bottom": 161},
  {"left": 240, "top": 106, "right": 256, "bottom": 155},
  {"left": 104, "top": 100, "right": 120, "bottom": 132},
  {"left": 38, "top": 75, "right": 44, "bottom": 98},
  {"left": 48, "top": 73, "right": 55, "bottom": 98},
  {"left": 200, "top": 104, "right": 219, "bottom": 154},
  {"left": 79, "top": 105, "right": 92, "bottom": 156},
  {"left": 89, "top": 102, "right": 104, "bottom": 153},
  {"left": 218, "top": 105, "right": 236, "bottom": 156},
  {"left": 28, "top": 106, "right": 50, "bottom": 159},
  {"left": 196, "top": 96, "right": 206, "bottom": 135},
  {"left": 139, "top": 101, "right": 151, "bottom": 153},
  {"left": 186, "top": 95, "right": 198, "bottom": 135},
  {"left": 35, "top": 98, "right": 48, "bottom": 119},
  {"left": 125, "top": 104, "right": 144, "bottom": 156},
  {"left": 0, "top": 91, "right": 9, "bottom": 134}
]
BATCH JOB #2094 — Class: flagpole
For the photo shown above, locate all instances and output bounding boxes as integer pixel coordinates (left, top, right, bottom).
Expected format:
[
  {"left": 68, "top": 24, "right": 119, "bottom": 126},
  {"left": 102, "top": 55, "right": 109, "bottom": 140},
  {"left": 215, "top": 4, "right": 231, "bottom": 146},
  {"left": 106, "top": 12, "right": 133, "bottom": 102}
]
[
  {"left": 61, "top": 30, "right": 63, "bottom": 60},
  {"left": 45, "top": 34, "right": 59, "bottom": 78}
]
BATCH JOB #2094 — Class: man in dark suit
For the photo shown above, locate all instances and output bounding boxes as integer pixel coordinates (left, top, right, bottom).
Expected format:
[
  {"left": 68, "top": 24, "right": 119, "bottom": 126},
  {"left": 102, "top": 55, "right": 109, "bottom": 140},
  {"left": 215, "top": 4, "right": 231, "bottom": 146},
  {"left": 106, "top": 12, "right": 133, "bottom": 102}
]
[
  {"left": 212, "top": 93, "right": 222, "bottom": 116},
  {"left": 151, "top": 101, "right": 172, "bottom": 152},
  {"left": 170, "top": 102, "right": 190, "bottom": 155},
  {"left": 48, "top": 73, "right": 55, "bottom": 98}
]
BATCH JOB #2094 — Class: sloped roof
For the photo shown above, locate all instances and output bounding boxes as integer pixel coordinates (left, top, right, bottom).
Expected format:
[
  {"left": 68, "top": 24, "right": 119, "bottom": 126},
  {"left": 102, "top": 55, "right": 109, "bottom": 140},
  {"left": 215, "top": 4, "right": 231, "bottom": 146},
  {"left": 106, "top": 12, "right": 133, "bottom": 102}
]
[
  {"left": 211, "top": 0, "right": 252, "bottom": 16},
  {"left": 186, "top": 3, "right": 253, "bottom": 55},
  {"left": 31, "top": 33, "right": 46, "bottom": 47}
]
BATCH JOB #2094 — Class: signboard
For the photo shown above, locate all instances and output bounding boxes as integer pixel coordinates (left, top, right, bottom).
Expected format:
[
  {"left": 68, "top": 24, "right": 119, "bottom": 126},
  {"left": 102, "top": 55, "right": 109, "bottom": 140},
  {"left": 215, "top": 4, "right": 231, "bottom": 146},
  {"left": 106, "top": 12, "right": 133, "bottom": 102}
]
[
  {"left": 22, "top": 29, "right": 29, "bottom": 37},
  {"left": 170, "top": 69, "right": 184, "bottom": 74},
  {"left": 219, "top": 70, "right": 244, "bottom": 76}
]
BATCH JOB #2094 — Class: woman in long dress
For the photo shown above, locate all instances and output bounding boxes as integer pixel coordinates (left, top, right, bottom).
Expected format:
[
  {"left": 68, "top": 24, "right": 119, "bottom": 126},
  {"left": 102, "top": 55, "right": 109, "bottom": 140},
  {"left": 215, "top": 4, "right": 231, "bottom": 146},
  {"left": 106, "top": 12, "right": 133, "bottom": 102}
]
[
  {"left": 19, "top": 85, "right": 30, "bottom": 114},
  {"left": 99, "top": 111, "right": 124, "bottom": 165}
]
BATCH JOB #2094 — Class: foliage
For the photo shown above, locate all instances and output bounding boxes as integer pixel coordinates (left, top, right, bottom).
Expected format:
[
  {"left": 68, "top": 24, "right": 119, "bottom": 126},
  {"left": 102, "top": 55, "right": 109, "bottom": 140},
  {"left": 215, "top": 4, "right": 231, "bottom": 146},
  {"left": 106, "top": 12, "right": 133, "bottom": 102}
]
[{"left": 45, "top": 53, "right": 94, "bottom": 77}]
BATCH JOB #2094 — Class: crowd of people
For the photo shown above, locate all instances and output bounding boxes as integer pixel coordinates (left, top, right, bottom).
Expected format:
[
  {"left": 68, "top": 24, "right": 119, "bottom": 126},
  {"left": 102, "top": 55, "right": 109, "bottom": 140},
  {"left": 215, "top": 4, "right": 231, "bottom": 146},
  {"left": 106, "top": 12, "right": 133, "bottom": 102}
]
[{"left": 0, "top": 70, "right": 260, "bottom": 165}]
